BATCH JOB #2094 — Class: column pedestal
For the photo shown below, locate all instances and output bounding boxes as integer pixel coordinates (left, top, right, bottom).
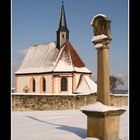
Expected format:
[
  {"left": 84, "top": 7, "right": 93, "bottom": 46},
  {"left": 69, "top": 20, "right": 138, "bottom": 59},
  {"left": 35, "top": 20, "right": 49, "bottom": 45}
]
[{"left": 80, "top": 102, "right": 126, "bottom": 140}]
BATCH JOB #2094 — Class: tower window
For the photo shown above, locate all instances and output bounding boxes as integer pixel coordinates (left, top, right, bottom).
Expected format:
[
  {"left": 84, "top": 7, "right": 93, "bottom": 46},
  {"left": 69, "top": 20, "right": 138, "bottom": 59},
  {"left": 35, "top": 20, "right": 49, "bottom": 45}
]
[
  {"left": 61, "top": 77, "right": 67, "bottom": 91},
  {"left": 62, "top": 34, "right": 64, "bottom": 38}
]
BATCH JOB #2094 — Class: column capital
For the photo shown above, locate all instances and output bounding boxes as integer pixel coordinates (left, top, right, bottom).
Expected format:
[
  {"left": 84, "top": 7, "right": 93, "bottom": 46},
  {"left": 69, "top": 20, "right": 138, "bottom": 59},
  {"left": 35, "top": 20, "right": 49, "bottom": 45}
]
[{"left": 95, "top": 43, "right": 109, "bottom": 50}]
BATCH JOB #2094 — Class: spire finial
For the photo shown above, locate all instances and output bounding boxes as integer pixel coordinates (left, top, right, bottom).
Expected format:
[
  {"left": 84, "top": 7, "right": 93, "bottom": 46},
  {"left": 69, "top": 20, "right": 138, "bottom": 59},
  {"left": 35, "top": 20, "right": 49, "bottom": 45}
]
[{"left": 62, "top": 0, "right": 64, "bottom": 5}]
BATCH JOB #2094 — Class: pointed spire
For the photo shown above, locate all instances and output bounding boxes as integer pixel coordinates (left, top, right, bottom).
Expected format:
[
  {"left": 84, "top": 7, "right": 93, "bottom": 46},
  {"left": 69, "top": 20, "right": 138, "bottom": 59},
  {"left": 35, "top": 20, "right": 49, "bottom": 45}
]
[
  {"left": 57, "top": 1, "right": 69, "bottom": 49},
  {"left": 59, "top": 0, "right": 69, "bottom": 31}
]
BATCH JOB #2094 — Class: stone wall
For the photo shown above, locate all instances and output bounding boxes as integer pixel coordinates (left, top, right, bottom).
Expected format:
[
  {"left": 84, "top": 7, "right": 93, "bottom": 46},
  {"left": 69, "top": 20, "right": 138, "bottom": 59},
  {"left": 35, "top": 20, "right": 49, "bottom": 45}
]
[{"left": 12, "top": 93, "right": 128, "bottom": 111}]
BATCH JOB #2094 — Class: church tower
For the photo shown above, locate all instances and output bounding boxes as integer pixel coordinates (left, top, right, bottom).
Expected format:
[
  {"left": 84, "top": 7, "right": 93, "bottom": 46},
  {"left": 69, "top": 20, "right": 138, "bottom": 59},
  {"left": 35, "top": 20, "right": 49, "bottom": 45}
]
[{"left": 57, "top": 0, "right": 69, "bottom": 49}]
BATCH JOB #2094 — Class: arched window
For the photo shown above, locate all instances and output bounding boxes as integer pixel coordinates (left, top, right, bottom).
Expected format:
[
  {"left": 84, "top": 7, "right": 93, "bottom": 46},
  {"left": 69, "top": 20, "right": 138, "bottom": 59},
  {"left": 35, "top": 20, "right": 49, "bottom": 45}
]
[
  {"left": 30, "top": 78, "right": 36, "bottom": 93},
  {"left": 61, "top": 77, "right": 67, "bottom": 91},
  {"left": 42, "top": 78, "right": 46, "bottom": 92},
  {"left": 32, "top": 78, "right": 35, "bottom": 92}
]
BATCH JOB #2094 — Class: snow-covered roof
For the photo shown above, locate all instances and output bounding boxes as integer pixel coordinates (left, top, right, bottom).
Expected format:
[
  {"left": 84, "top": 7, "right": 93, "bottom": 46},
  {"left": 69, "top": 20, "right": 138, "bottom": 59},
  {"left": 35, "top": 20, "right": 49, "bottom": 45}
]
[
  {"left": 74, "top": 75, "right": 97, "bottom": 94},
  {"left": 15, "top": 41, "right": 92, "bottom": 74},
  {"left": 80, "top": 102, "right": 125, "bottom": 112},
  {"left": 15, "top": 42, "right": 58, "bottom": 74},
  {"left": 90, "top": 14, "right": 109, "bottom": 26}
]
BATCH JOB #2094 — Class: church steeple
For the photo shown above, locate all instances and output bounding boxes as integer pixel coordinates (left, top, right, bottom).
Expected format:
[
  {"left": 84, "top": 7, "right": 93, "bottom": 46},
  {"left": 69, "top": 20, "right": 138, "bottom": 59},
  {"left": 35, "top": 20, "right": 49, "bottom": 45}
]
[{"left": 57, "top": 0, "right": 69, "bottom": 49}]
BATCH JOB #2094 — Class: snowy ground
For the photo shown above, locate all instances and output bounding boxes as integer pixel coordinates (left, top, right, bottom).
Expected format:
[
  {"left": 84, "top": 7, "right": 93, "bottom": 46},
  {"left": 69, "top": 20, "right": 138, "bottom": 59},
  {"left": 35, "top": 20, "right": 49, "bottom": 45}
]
[{"left": 12, "top": 106, "right": 128, "bottom": 140}]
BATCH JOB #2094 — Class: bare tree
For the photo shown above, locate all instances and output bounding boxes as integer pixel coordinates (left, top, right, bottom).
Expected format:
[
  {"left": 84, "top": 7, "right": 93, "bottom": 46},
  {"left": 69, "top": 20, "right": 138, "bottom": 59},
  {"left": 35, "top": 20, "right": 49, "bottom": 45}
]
[{"left": 110, "top": 76, "right": 124, "bottom": 91}]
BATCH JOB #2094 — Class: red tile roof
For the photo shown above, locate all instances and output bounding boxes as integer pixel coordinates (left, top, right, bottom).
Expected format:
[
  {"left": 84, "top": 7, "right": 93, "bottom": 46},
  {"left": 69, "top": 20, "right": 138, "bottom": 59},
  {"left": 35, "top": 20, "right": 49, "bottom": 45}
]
[{"left": 64, "top": 41, "right": 85, "bottom": 67}]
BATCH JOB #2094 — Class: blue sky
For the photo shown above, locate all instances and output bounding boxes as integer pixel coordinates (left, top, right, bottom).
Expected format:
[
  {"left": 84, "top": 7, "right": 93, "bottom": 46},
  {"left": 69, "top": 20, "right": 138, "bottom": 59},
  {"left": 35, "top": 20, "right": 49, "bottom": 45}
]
[{"left": 12, "top": 0, "right": 128, "bottom": 89}]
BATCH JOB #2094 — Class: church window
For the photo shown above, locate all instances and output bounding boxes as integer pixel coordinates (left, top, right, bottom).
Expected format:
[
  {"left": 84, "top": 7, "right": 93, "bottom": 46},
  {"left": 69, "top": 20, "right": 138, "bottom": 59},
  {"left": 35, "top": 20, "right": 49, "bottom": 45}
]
[
  {"left": 33, "top": 78, "right": 35, "bottom": 92},
  {"left": 31, "top": 78, "right": 36, "bottom": 92},
  {"left": 42, "top": 77, "right": 46, "bottom": 92},
  {"left": 61, "top": 77, "right": 67, "bottom": 91}
]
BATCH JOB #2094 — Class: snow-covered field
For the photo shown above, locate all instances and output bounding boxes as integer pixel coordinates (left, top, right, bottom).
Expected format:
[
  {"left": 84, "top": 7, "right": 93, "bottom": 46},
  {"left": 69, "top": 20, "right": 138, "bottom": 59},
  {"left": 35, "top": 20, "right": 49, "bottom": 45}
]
[{"left": 12, "top": 106, "right": 128, "bottom": 140}]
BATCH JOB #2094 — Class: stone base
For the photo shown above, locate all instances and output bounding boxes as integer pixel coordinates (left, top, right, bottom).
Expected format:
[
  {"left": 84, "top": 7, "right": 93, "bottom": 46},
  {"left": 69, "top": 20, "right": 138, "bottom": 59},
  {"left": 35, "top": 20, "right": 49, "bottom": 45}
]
[
  {"left": 80, "top": 102, "right": 126, "bottom": 140},
  {"left": 87, "top": 113, "right": 120, "bottom": 140}
]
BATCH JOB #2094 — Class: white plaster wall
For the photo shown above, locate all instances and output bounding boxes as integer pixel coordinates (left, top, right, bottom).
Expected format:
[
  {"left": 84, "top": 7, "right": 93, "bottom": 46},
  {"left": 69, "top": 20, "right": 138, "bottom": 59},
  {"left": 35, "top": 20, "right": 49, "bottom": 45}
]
[
  {"left": 73, "top": 73, "right": 91, "bottom": 92},
  {"left": 67, "top": 77, "right": 72, "bottom": 94},
  {"left": 16, "top": 74, "right": 53, "bottom": 93},
  {"left": 44, "top": 75, "right": 52, "bottom": 93},
  {"left": 16, "top": 73, "right": 91, "bottom": 94},
  {"left": 53, "top": 76, "right": 73, "bottom": 94},
  {"left": 16, "top": 75, "right": 41, "bottom": 93},
  {"left": 73, "top": 73, "right": 81, "bottom": 91},
  {"left": 34, "top": 76, "right": 40, "bottom": 92},
  {"left": 16, "top": 76, "right": 31, "bottom": 93},
  {"left": 53, "top": 76, "right": 60, "bottom": 94}
]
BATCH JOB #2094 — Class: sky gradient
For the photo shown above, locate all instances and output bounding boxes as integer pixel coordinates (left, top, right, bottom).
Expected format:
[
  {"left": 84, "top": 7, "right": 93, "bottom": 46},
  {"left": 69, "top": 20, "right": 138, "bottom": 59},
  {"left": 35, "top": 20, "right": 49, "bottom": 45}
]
[{"left": 12, "top": 0, "right": 128, "bottom": 89}]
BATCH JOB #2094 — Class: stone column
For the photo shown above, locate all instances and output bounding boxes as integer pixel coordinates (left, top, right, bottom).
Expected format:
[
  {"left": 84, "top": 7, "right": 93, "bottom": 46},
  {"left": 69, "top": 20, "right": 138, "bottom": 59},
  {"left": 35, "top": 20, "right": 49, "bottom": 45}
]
[
  {"left": 80, "top": 14, "right": 126, "bottom": 140},
  {"left": 90, "top": 14, "right": 112, "bottom": 105},
  {"left": 97, "top": 45, "right": 110, "bottom": 105}
]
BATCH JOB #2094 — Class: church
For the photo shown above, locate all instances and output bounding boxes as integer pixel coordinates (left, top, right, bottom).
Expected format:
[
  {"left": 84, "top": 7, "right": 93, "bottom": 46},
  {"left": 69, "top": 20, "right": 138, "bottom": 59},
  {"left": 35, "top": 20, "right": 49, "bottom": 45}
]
[{"left": 15, "top": 1, "right": 97, "bottom": 94}]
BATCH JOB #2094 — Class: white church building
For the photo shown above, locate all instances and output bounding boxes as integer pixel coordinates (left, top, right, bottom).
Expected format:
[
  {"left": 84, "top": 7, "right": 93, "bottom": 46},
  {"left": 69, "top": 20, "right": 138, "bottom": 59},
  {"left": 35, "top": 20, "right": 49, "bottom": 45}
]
[{"left": 15, "top": 2, "right": 97, "bottom": 94}]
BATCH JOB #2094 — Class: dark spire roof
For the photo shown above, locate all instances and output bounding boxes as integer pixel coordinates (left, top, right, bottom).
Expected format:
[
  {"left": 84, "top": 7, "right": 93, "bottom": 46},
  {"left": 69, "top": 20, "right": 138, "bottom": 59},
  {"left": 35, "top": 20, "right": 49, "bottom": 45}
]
[{"left": 58, "top": 0, "right": 69, "bottom": 32}]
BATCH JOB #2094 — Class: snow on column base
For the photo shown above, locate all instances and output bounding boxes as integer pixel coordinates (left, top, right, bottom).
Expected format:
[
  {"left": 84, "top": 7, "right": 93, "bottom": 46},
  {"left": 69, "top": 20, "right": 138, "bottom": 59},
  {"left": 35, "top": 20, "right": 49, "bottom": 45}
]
[{"left": 80, "top": 102, "right": 126, "bottom": 140}]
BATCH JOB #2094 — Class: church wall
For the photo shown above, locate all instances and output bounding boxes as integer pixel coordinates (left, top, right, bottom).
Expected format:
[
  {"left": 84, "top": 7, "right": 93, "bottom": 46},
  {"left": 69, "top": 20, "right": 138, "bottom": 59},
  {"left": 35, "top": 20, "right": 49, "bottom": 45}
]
[
  {"left": 53, "top": 76, "right": 73, "bottom": 94},
  {"left": 44, "top": 74, "right": 53, "bottom": 93},
  {"left": 16, "top": 73, "right": 92, "bottom": 93},
  {"left": 16, "top": 74, "right": 53, "bottom": 93},
  {"left": 33, "top": 74, "right": 53, "bottom": 93},
  {"left": 67, "top": 76, "right": 72, "bottom": 93},
  {"left": 73, "top": 73, "right": 91, "bottom": 92},
  {"left": 16, "top": 75, "right": 31, "bottom": 93},
  {"left": 34, "top": 76, "right": 40, "bottom": 92},
  {"left": 73, "top": 73, "right": 81, "bottom": 91},
  {"left": 53, "top": 76, "right": 60, "bottom": 93},
  {"left": 16, "top": 75, "right": 41, "bottom": 93}
]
